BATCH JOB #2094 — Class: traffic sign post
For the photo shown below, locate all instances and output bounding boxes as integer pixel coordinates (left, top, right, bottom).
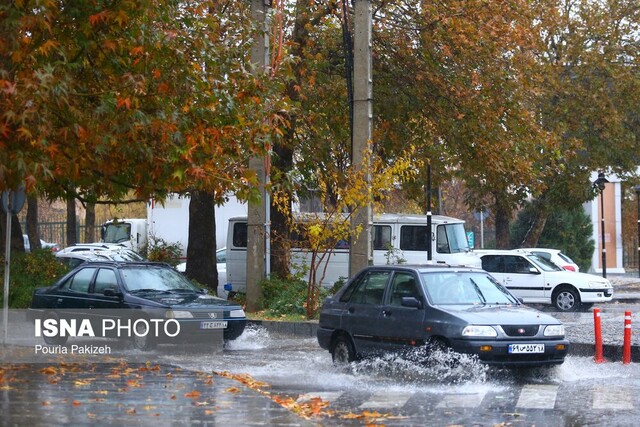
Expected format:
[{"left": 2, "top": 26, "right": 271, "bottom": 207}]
[{"left": 2, "top": 187, "right": 26, "bottom": 344}]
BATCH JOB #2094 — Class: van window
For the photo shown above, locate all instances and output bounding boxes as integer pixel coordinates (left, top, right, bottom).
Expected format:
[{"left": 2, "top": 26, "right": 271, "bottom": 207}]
[
  {"left": 372, "top": 225, "right": 392, "bottom": 250},
  {"left": 232, "top": 223, "right": 248, "bottom": 248},
  {"left": 399, "top": 225, "right": 429, "bottom": 251}
]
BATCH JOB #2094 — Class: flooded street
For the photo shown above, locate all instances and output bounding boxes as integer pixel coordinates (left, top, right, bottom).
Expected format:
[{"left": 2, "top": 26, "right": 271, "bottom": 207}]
[{"left": 167, "top": 325, "right": 640, "bottom": 426}]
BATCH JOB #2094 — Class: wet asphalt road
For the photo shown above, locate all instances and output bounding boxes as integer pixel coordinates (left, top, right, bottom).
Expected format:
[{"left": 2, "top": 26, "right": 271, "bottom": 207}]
[{"left": 2, "top": 300, "right": 640, "bottom": 426}]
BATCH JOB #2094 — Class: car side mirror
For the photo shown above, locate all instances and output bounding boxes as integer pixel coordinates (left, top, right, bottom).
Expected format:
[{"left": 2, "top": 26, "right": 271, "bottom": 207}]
[
  {"left": 401, "top": 297, "right": 423, "bottom": 309},
  {"left": 529, "top": 267, "right": 540, "bottom": 275},
  {"left": 103, "top": 287, "right": 123, "bottom": 298}
]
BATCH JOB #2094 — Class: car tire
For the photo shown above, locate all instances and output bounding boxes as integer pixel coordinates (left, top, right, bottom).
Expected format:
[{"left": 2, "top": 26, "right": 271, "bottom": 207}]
[
  {"left": 331, "top": 335, "right": 356, "bottom": 364},
  {"left": 553, "top": 287, "right": 580, "bottom": 312},
  {"left": 131, "top": 318, "right": 156, "bottom": 351},
  {"left": 42, "top": 312, "right": 68, "bottom": 346}
]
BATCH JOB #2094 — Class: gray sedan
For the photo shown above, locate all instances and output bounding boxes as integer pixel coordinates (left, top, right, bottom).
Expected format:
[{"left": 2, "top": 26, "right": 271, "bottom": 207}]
[{"left": 317, "top": 265, "right": 569, "bottom": 367}]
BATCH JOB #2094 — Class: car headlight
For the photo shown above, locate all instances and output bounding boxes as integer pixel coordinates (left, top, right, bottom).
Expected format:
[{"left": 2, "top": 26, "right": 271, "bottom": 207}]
[
  {"left": 462, "top": 325, "right": 498, "bottom": 337},
  {"left": 165, "top": 310, "right": 193, "bottom": 319},
  {"left": 230, "top": 309, "right": 245, "bottom": 318},
  {"left": 588, "top": 280, "right": 611, "bottom": 288},
  {"left": 544, "top": 324, "right": 565, "bottom": 337}
]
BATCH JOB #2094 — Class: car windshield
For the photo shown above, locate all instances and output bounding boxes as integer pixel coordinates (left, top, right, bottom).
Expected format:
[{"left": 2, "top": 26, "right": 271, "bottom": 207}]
[
  {"left": 422, "top": 271, "right": 518, "bottom": 305},
  {"left": 436, "top": 223, "right": 470, "bottom": 254},
  {"left": 122, "top": 266, "right": 200, "bottom": 292},
  {"left": 528, "top": 254, "right": 563, "bottom": 272},
  {"left": 103, "top": 223, "right": 131, "bottom": 244}
]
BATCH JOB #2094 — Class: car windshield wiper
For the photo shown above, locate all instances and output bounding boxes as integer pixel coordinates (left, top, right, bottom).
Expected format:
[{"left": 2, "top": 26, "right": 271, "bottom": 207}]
[
  {"left": 469, "top": 279, "right": 487, "bottom": 304},
  {"left": 129, "top": 288, "right": 172, "bottom": 294}
]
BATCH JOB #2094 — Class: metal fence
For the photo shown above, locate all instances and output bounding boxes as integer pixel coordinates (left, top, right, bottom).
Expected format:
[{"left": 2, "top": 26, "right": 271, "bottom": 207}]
[
  {"left": 624, "top": 240, "right": 640, "bottom": 274},
  {"left": 20, "top": 221, "right": 100, "bottom": 249}
]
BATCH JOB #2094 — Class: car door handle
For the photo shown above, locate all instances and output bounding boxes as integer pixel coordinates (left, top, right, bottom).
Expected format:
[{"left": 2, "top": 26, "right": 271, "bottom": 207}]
[{"left": 348, "top": 307, "right": 355, "bottom": 314}]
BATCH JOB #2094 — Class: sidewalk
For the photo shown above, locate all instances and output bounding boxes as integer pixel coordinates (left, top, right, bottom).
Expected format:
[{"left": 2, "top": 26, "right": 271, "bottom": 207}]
[{"left": 0, "top": 362, "right": 315, "bottom": 427}]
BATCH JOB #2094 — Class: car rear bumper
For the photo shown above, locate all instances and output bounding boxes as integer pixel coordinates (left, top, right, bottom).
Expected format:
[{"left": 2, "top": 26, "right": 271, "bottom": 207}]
[{"left": 449, "top": 338, "right": 570, "bottom": 367}]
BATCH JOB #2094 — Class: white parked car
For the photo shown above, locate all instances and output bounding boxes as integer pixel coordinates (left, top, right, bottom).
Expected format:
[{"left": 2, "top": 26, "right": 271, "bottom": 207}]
[
  {"left": 176, "top": 248, "right": 227, "bottom": 298},
  {"left": 517, "top": 248, "right": 580, "bottom": 272},
  {"left": 477, "top": 249, "right": 612, "bottom": 312},
  {"left": 57, "top": 243, "right": 145, "bottom": 261},
  {"left": 23, "top": 235, "right": 60, "bottom": 253}
]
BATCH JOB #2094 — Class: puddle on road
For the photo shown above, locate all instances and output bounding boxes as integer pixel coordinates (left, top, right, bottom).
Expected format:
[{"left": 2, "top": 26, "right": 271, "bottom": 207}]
[{"left": 169, "top": 327, "right": 640, "bottom": 396}]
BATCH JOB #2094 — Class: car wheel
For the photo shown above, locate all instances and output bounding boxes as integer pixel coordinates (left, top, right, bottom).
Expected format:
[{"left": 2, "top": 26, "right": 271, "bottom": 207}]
[
  {"left": 131, "top": 318, "right": 156, "bottom": 351},
  {"left": 553, "top": 287, "right": 580, "bottom": 312},
  {"left": 331, "top": 335, "right": 356, "bottom": 364},
  {"left": 42, "top": 312, "right": 68, "bottom": 346}
]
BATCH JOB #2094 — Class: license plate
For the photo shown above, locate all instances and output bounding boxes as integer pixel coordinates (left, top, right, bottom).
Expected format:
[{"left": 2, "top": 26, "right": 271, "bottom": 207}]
[
  {"left": 200, "top": 321, "right": 227, "bottom": 329},
  {"left": 509, "top": 343, "right": 545, "bottom": 354}
]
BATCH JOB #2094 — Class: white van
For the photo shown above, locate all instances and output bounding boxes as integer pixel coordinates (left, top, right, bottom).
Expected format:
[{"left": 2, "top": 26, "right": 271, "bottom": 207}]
[{"left": 222, "top": 213, "right": 481, "bottom": 297}]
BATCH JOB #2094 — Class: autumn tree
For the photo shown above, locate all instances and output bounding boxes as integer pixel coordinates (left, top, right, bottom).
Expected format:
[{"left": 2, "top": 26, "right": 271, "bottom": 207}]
[
  {"left": 518, "top": 0, "right": 640, "bottom": 247},
  {"left": 1, "top": 1, "right": 287, "bottom": 287}
]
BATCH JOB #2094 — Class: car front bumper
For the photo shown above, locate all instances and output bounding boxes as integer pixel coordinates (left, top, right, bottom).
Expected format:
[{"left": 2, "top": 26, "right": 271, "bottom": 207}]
[{"left": 449, "top": 338, "right": 570, "bottom": 367}]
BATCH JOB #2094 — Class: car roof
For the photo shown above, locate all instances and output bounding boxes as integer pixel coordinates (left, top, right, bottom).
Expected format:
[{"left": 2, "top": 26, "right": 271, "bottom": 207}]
[
  {"left": 519, "top": 248, "right": 560, "bottom": 254},
  {"left": 69, "top": 260, "right": 169, "bottom": 268},
  {"left": 361, "top": 264, "right": 484, "bottom": 273},
  {"left": 58, "top": 243, "right": 127, "bottom": 252},
  {"left": 56, "top": 252, "right": 111, "bottom": 261},
  {"left": 475, "top": 249, "right": 533, "bottom": 255}
]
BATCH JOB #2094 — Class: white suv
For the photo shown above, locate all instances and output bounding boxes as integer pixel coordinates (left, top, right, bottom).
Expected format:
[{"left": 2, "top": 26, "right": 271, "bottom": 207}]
[{"left": 477, "top": 249, "right": 613, "bottom": 311}]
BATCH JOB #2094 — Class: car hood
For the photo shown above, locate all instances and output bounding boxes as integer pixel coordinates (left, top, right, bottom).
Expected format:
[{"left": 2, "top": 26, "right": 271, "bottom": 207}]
[
  {"left": 129, "top": 292, "right": 241, "bottom": 309},
  {"left": 437, "top": 304, "right": 561, "bottom": 325}
]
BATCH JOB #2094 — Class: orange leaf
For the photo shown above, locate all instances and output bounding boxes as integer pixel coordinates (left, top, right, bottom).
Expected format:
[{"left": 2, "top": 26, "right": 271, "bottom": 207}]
[
  {"left": 184, "top": 391, "right": 201, "bottom": 399},
  {"left": 39, "top": 367, "right": 57, "bottom": 375}
]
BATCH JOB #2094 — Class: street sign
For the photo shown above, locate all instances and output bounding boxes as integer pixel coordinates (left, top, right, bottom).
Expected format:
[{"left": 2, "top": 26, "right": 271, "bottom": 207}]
[
  {"left": 1, "top": 187, "right": 26, "bottom": 215},
  {"left": 473, "top": 209, "right": 489, "bottom": 221},
  {"left": 466, "top": 231, "right": 475, "bottom": 249}
]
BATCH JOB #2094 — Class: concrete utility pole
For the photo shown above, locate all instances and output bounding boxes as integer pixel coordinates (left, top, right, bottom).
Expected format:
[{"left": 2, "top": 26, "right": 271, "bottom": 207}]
[
  {"left": 349, "top": 0, "right": 373, "bottom": 277},
  {"left": 246, "top": 0, "right": 270, "bottom": 312}
]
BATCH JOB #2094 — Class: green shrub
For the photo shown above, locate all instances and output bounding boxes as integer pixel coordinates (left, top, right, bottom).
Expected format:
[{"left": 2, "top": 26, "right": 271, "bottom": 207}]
[
  {"left": 147, "top": 236, "right": 183, "bottom": 267},
  {"left": 0, "top": 249, "right": 70, "bottom": 308},
  {"left": 258, "top": 274, "right": 337, "bottom": 319},
  {"left": 260, "top": 275, "right": 308, "bottom": 317}
]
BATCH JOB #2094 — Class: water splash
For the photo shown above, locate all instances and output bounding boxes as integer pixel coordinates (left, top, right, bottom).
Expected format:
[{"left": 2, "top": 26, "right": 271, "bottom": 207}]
[
  {"left": 345, "top": 345, "right": 490, "bottom": 387},
  {"left": 225, "top": 324, "right": 270, "bottom": 350}
]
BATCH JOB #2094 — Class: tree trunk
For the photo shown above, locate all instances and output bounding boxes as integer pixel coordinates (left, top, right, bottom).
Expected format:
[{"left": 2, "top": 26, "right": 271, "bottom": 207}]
[
  {"left": 270, "top": 125, "right": 294, "bottom": 280},
  {"left": 494, "top": 200, "right": 511, "bottom": 249},
  {"left": 520, "top": 205, "right": 549, "bottom": 248},
  {"left": 185, "top": 191, "right": 217, "bottom": 291},
  {"left": 66, "top": 195, "right": 77, "bottom": 246},
  {"left": 26, "top": 194, "right": 41, "bottom": 251},
  {"left": 268, "top": 0, "right": 311, "bottom": 281},
  {"left": 84, "top": 202, "right": 96, "bottom": 243}
]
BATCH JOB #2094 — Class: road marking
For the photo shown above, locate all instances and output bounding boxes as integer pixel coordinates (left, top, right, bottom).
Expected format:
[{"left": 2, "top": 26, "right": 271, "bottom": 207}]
[
  {"left": 516, "top": 384, "right": 558, "bottom": 409},
  {"left": 436, "top": 390, "right": 487, "bottom": 408},
  {"left": 593, "top": 386, "right": 633, "bottom": 410},
  {"left": 296, "top": 392, "right": 344, "bottom": 404},
  {"left": 359, "top": 391, "right": 414, "bottom": 409}
]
